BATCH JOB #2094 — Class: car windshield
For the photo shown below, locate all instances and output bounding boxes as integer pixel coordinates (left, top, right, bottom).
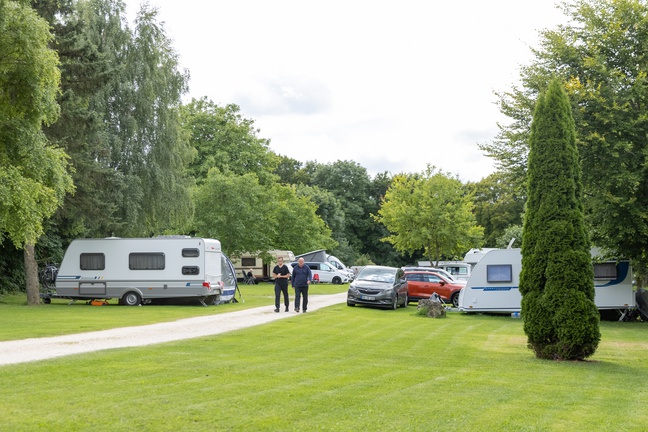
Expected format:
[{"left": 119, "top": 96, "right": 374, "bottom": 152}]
[{"left": 357, "top": 268, "right": 395, "bottom": 283}]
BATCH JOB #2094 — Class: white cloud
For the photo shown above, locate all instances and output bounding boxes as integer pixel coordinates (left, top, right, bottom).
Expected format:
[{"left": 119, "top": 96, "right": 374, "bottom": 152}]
[{"left": 126, "top": 0, "right": 566, "bottom": 182}]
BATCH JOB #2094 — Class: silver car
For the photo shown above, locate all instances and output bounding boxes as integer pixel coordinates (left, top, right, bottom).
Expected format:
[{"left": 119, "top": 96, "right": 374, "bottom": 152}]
[{"left": 347, "top": 265, "right": 408, "bottom": 309}]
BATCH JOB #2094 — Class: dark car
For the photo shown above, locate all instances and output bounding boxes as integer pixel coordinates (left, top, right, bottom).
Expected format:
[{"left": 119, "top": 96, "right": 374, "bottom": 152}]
[
  {"left": 405, "top": 271, "right": 463, "bottom": 307},
  {"left": 347, "top": 265, "right": 408, "bottom": 309}
]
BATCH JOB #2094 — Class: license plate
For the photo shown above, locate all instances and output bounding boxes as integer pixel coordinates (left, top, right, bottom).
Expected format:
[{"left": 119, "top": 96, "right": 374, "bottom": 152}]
[{"left": 360, "top": 295, "right": 375, "bottom": 300}]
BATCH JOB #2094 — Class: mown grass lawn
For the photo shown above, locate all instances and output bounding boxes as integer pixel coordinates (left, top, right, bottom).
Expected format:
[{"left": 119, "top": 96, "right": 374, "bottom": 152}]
[
  {"left": 0, "top": 283, "right": 347, "bottom": 341},
  {"left": 1, "top": 291, "right": 647, "bottom": 431}
]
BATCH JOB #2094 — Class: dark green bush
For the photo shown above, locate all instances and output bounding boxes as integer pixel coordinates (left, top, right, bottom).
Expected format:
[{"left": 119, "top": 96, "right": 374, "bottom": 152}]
[{"left": 520, "top": 80, "right": 600, "bottom": 360}]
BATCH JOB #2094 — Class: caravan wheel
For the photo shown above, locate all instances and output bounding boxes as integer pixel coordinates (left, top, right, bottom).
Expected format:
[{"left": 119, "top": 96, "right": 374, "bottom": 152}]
[{"left": 122, "top": 292, "right": 141, "bottom": 306}]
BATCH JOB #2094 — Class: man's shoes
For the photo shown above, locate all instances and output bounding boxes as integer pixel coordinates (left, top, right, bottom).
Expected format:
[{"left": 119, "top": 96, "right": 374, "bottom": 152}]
[
  {"left": 285, "top": 308, "right": 289, "bottom": 312},
  {"left": 295, "top": 308, "right": 299, "bottom": 313},
  {"left": 274, "top": 308, "right": 279, "bottom": 313},
  {"left": 303, "top": 310, "right": 307, "bottom": 313}
]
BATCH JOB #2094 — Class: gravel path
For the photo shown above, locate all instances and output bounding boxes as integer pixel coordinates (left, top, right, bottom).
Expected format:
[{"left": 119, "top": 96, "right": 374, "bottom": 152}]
[{"left": 0, "top": 292, "right": 347, "bottom": 366}]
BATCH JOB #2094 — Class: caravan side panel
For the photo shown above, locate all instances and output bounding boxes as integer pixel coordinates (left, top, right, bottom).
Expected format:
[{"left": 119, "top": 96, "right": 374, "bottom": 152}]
[
  {"left": 594, "top": 260, "right": 634, "bottom": 309},
  {"left": 55, "top": 238, "right": 223, "bottom": 302},
  {"left": 458, "top": 248, "right": 635, "bottom": 313},
  {"left": 458, "top": 249, "right": 522, "bottom": 312}
]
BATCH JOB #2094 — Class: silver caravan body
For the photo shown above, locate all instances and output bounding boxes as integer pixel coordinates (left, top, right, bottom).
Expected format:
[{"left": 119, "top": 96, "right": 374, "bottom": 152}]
[
  {"left": 458, "top": 248, "right": 634, "bottom": 313},
  {"left": 55, "top": 237, "right": 237, "bottom": 305}
]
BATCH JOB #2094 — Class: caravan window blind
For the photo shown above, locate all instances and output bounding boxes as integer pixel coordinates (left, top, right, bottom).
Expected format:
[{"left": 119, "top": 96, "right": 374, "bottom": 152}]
[
  {"left": 594, "top": 262, "right": 617, "bottom": 280},
  {"left": 129, "top": 253, "right": 165, "bottom": 270},
  {"left": 182, "top": 248, "right": 200, "bottom": 258},
  {"left": 80, "top": 253, "right": 105, "bottom": 270},
  {"left": 241, "top": 257, "right": 256, "bottom": 266},
  {"left": 487, "top": 264, "right": 513, "bottom": 282}
]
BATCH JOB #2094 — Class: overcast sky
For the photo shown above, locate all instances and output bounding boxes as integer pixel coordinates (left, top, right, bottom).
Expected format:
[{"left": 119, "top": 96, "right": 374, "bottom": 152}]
[{"left": 125, "top": 0, "right": 566, "bottom": 182}]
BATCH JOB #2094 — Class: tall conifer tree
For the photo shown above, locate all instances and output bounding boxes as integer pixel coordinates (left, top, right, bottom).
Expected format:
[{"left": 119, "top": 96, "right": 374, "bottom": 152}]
[{"left": 519, "top": 79, "right": 599, "bottom": 360}]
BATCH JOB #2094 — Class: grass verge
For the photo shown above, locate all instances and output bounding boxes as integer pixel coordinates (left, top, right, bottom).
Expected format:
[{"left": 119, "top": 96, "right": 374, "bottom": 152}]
[{"left": 1, "top": 304, "right": 647, "bottom": 431}]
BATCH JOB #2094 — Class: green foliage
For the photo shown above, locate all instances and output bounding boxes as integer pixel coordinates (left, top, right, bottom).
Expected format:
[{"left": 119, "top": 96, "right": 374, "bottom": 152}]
[
  {"left": 268, "top": 182, "right": 337, "bottom": 254},
  {"left": 35, "top": 0, "right": 193, "bottom": 240},
  {"left": 309, "top": 161, "right": 375, "bottom": 259},
  {"left": 192, "top": 170, "right": 335, "bottom": 257},
  {"left": 376, "top": 166, "right": 483, "bottom": 263},
  {"left": 466, "top": 172, "right": 525, "bottom": 247},
  {"left": 181, "top": 97, "right": 277, "bottom": 185},
  {"left": 520, "top": 79, "right": 599, "bottom": 360},
  {"left": 0, "top": 0, "right": 74, "bottom": 249},
  {"left": 495, "top": 224, "right": 522, "bottom": 248},
  {"left": 193, "top": 170, "right": 273, "bottom": 256},
  {"left": 486, "top": 0, "right": 648, "bottom": 281}
]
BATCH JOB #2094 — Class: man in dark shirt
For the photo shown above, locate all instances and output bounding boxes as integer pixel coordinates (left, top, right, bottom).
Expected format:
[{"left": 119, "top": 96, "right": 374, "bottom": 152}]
[
  {"left": 291, "top": 258, "right": 312, "bottom": 313},
  {"left": 272, "top": 257, "right": 291, "bottom": 312}
]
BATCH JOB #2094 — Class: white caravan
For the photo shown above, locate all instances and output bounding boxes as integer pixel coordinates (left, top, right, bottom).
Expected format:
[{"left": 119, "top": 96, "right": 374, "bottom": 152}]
[
  {"left": 458, "top": 248, "right": 634, "bottom": 314},
  {"left": 54, "top": 237, "right": 237, "bottom": 306},
  {"left": 230, "top": 250, "right": 295, "bottom": 282}
]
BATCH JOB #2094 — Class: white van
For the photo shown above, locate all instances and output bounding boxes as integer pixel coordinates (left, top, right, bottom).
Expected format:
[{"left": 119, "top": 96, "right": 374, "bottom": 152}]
[{"left": 290, "top": 261, "right": 349, "bottom": 284}]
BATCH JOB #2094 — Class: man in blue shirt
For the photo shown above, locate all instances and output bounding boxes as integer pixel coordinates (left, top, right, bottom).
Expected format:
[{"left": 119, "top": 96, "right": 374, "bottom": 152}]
[{"left": 291, "top": 258, "right": 312, "bottom": 313}]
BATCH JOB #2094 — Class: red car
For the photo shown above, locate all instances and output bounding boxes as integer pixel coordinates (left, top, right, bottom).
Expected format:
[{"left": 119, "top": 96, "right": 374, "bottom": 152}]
[{"left": 404, "top": 271, "right": 463, "bottom": 307}]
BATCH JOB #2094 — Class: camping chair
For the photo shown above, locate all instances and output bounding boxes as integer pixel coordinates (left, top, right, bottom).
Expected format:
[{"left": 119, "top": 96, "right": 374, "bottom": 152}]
[{"left": 242, "top": 270, "right": 256, "bottom": 285}]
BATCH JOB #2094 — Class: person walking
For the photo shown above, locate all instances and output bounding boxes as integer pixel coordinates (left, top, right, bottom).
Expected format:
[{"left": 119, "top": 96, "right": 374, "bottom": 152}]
[
  {"left": 291, "top": 258, "right": 312, "bottom": 313},
  {"left": 273, "top": 257, "right": 291, "bottom": 313}
]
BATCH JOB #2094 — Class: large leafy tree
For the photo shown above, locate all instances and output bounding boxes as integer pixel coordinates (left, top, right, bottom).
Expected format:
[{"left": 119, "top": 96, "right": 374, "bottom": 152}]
[
  {"left": 105, "top": 2, "right": 193, "bottom": 236},
  {"left": 181, "top": 97, "right": 277, "bottom": 185},
  {"left": 482, "top": 0, "right": 648, "bottom": 282},
  {"left": 466, "top": 172, "right": 525, "bottom": 247},
  {"left": 520, "top": 79, "right": 599, "bottom": 361},
  {"left": 309, "top": 160, "right": 376, "bottom": 262},
  {"left": 0, "top": 0, "right": 74, "bottom": 302},
  {"left": 192, "top": 170, "right": 335, "bottom": 257},
  {"left": 375, "top": 166, "right": 483, "bottom": 264},
  {"left": 36, "top": 0, "right": 193, "bottom": 239},
  {"left": 33, "top": 0, "right": 133, "bottom": 240}
]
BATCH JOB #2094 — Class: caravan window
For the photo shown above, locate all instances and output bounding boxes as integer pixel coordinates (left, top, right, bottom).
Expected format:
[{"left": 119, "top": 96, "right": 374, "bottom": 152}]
[
  {"left": 487, "top": 265, "right": 513, "bottom": 282},
  {"left": 594, "top": 262, "right": 617, "bottom": 280},
  {"left": 129, "top": 253, "right": 165, "bottom": 270},
  {"left": 241, "top": 257, "right": 256, "bottom": 266},
  {"left": 182, "top": 248, "right": 200, "bottom": 258},
  {"left": 182, "top": 266, "right": 200, "bottom": 275},
  {"left": 80, "top": 253, "right": 105, "bottom": 270}
]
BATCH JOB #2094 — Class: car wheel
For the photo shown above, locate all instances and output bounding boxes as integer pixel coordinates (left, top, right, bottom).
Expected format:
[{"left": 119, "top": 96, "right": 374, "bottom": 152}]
[
  {"left": 401, "top": 292, "right": 408, "bottom": 308},
  {"left": 391, "top": 294, "right": 398, "bottom": 310},
  {"left": 122, "top": 292, "right": 141, "bottom": 306},
  {"left": 347, "top": 300, "right": 355, "bottom": 307},
  {"left": 332, "top": 276, "right": 342, "bottom": 285},
  {"left": 451, "top": 292, "right": 460, "bottom": 308}
]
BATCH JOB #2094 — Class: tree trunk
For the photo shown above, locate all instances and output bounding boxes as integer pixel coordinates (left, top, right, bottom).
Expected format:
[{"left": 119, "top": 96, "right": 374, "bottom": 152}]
[{"left": 24, "top": 244, "right": 40, "bottom": 305}]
